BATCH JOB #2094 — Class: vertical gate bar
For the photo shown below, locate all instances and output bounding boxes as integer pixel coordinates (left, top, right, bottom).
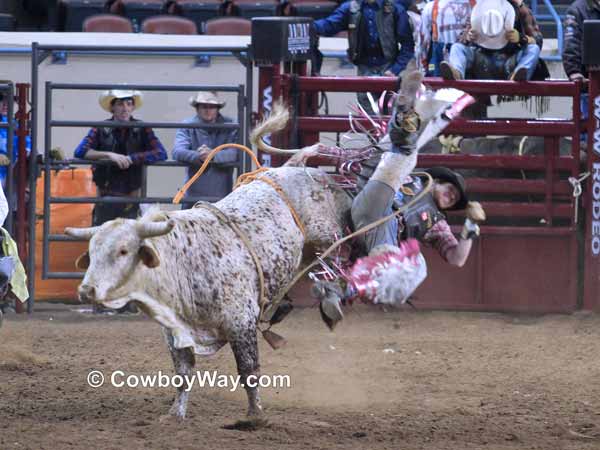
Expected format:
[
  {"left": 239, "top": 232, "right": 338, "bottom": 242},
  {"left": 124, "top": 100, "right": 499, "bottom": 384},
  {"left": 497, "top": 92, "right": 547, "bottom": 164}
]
[
  {"left": 583, "top": 65, "right": 600, "bottom": 310},
  {"left": 27, "top": 42, "right": 39, "bottom": 313},
  {"left": 544, "top": 137, "right": 555, "bottom": 226},
  {"left": 42, "top": 82, "right": 52, "bottom": 279},
  {"left": 237, "top": 84, "right": 244, "bottom": 177},
  {"left": 140, "top": 166, "right": 148, "bottom": 198},
  {"left": 572, "top": 80, "right": 583, "bottom": 309},
  {"left": 475, "top": 235, "right": 483, "bottom": 304},
  {"left": 5, "top": 82, "right": 14, "bottom": 234},
  {"left": 573, "top": 80, "right": 582, "bottom": 189},
  {"left": 244, "top": 54, "right": 253, "bottom": 172},
  {"left": 14, "top": 84, "right": 28, "bottom": 314}
]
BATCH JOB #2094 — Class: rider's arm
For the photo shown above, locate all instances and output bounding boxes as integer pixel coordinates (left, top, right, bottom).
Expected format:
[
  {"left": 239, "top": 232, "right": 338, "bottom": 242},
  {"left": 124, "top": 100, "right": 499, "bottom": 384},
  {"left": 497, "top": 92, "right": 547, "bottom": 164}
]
[{"left": 422, "top": 219, "right": 472, "bottom": 267}]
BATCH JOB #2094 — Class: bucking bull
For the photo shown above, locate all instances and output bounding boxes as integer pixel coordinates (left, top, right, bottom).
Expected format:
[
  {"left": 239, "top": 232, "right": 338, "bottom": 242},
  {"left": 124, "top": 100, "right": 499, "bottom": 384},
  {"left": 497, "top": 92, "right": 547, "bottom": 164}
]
[{"left": 65, "top": 63, "right": 479, "bottom": 424}]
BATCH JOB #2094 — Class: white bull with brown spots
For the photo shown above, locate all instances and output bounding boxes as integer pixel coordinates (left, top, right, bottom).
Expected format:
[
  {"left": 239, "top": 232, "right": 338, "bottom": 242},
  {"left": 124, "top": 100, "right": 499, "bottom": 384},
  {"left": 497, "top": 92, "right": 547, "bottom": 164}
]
[{"left": 65, "top": 166, "right": 352, "bottom": 424}]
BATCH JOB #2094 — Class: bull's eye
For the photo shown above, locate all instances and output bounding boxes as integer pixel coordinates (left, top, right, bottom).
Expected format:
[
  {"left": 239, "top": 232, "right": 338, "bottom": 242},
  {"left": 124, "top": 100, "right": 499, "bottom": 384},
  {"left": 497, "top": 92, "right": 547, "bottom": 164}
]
[{"left": 119, "top": 249, "right": 128, "bottom": 256}]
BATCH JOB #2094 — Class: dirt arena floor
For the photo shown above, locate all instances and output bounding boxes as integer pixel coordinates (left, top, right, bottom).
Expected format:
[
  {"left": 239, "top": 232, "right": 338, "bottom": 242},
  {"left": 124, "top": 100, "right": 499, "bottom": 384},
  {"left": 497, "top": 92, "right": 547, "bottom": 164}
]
[{"left": 2, "top": 302, "right": 600, "bottom": 450}]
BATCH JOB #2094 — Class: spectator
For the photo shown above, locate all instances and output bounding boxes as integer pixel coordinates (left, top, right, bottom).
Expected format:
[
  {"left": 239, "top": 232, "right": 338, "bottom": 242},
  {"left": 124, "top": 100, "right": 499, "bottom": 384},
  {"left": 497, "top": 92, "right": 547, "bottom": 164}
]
[
  {"left": 0, "top": 89, "right": 31, "bottom": 220},
  {"left": 564, "top": 0, "right": 600, "bottom": 80},
  {"left": 420, "top": 0, "right": 475, "bottom": 76},
  {"left": 74, "top": 90, "right": 167, "bottom": 226},
  {"left": 313, "top": 0, "right": 415, "bottom": 114},
  {"left": 440, "top": 0, "right": 543, "bottom": 81},
  {"left": 172, "top": 91, "right": 239, "bottom": 208},
  {"left": 563, "top": 0, "right": 600, "bottom": 140}
]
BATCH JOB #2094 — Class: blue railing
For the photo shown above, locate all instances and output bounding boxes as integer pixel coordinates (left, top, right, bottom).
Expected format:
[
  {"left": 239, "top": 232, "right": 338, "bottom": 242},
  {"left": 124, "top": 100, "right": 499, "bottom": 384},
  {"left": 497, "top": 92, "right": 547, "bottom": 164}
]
[{"left": 531, "top": 0, "right": 564, "bottom": 61}]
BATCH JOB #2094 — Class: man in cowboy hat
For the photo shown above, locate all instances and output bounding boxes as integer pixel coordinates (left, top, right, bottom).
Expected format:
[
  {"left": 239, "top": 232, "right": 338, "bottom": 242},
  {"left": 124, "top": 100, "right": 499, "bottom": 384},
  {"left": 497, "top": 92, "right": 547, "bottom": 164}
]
[
  {"left": 74, "top": 89, "right": 167, "bottom": 225},
  {"left": 172, "top": 91, "right": 239, "bottom": 207},
  {"left": 439, "top": 0, "right": 544, "bottom": 81}
]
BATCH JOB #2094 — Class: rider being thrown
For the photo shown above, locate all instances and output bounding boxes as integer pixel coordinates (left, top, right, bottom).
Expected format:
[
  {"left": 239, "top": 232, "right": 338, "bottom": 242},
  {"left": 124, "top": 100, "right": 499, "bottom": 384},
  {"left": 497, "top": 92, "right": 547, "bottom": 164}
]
[{"left": 287, "top": 64, "right": 486, "bottom": 329}]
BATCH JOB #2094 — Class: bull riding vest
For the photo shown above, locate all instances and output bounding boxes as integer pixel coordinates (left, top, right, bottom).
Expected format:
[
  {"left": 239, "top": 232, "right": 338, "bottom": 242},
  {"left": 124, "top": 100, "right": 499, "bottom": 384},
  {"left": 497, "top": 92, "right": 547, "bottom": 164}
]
[
  {"left": 92, "top": 119, "right": 145, "bottom": 195},
  {"left": 394, "top": 176, "right": 446, "bottom": 241}
]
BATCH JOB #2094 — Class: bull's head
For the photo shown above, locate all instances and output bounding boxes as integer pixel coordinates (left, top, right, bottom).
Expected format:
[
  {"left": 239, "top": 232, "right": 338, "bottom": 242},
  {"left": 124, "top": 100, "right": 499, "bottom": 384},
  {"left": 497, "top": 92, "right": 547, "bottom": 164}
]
[{"left": 65, "top": 218, "right": 175, "bottom": 307}]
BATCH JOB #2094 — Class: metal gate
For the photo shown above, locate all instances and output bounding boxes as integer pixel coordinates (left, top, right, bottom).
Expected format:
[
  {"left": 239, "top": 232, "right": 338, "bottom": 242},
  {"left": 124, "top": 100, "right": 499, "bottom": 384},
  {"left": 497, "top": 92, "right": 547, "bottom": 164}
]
[{"left": 29, "top": 42, "right": 253, "bottom": 311}]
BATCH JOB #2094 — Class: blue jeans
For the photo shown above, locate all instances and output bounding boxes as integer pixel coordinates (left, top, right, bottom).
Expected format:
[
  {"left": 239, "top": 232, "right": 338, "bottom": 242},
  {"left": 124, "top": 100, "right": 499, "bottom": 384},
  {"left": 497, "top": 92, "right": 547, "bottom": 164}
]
[
  {"left": 449, "top": 43, "right": 540, "bottom": 80},
  {"left": 427, "top": 42, "right": 452, "bottom": 77}
]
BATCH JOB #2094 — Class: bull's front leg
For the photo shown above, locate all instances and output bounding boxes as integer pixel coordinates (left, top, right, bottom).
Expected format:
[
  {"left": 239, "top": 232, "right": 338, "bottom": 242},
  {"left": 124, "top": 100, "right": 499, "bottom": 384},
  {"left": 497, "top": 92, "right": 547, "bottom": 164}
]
[
  {"left": 227, "top": 324, "right": 267, "bottom": 429},
  {"left": 161, "top": 327, "right": 196, "bottom": 420}
]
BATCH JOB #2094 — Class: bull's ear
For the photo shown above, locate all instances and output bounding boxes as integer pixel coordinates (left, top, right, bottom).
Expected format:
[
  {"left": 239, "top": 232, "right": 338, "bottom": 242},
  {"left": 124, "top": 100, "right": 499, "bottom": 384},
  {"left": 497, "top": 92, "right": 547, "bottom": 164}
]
[
  {"left": 75, "top": 251, "right": 90, "bottom": 270},
  {"left": 139, "top": 244, "right": 160, "bottom": 268}
]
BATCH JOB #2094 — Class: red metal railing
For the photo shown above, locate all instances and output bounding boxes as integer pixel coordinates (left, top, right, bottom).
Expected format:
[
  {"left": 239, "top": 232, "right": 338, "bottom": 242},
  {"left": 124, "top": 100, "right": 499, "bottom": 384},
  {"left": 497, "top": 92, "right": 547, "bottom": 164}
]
[
  {"left": 14, "top": 83, "right": 29, "bottom": 314},
  {"left": 279, "top": 75, "right": 583, "bottom": 229},
  {"left": 275, "top": 73, "right": 585, "bottom": 312}
]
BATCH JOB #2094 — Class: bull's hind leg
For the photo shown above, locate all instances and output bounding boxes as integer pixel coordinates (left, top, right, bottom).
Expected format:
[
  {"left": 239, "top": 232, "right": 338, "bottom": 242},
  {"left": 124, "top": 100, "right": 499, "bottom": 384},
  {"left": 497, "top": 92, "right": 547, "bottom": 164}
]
[
  {"left": 225, "top": 325, "right": 268, "bottom": 430},
  {"left": 162, "top": 328, "right": 196, "bottom": 419}
]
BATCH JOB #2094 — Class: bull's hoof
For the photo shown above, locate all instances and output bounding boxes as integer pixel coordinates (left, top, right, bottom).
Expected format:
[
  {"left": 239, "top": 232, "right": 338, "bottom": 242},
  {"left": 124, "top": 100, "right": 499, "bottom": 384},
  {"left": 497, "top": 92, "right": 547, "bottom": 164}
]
[{"left": 222, "top": 416, "right": 268, "bottom": 431}]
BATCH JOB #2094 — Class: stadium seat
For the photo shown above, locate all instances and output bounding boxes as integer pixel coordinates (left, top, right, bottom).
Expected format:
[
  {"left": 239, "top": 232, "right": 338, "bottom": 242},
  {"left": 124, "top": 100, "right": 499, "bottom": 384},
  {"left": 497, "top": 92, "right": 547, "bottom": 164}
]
[
  {"left": 289, "top": 0, "right": 337, "bottom": 20},
  {"left": 82, "top": 13, "right": 134, "bottom": 32},
  {"left": 0, "top": 14, "right": 16, "bottom": 31},
  {"left": 118, "top": 0, "right": 164, "bottom": 31},
  {"left": 58, "top": 0, "right": 105, "bottom": 31},
  {"left": 141, "top": 15, "right": 198, "bottom": 34},
  {"left": 204, "top": 17, "right": 251, "bottom": 35},
  {"left": 231, "top": 0, "right": 278, "bottom": 19},
  {"left": 174, "top": 0, "right": 221, "bottom": 33}
]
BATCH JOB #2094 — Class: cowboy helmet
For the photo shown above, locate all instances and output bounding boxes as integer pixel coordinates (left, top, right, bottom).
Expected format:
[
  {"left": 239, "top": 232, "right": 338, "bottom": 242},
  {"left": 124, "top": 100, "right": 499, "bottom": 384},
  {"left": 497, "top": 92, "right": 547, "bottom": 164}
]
[{"left": 98, "top": 89, "right": 143, "bottom": 112}]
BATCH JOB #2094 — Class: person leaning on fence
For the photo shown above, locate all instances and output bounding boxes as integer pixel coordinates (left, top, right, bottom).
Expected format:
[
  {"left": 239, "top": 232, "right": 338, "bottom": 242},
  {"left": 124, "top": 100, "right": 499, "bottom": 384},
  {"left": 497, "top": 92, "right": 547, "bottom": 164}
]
[
  {"left": 440, "top": 0, "right": 546, "bottom": 81},
  {"left": 313, "top": 0, "right": 415, "bottom": 115},
  {"left": 74, "top": 90, "right": 167, "bottom": 226},
  {"left": 172, "top": 91, "right": 239, "bottom": 208}
]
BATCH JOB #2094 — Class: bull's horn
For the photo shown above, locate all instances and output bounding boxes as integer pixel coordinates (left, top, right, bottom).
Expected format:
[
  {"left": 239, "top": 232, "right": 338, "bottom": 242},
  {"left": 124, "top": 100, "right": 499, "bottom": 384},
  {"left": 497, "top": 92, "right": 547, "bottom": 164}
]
[
  {"left": 64, "top": 226, "right": 100, "bottom": 240},
  {"left": 250, "top": 101, "right": 304, "bottom": 155},
  {"left": 136, "top": 219, "right": 175, "bottom": 238}
]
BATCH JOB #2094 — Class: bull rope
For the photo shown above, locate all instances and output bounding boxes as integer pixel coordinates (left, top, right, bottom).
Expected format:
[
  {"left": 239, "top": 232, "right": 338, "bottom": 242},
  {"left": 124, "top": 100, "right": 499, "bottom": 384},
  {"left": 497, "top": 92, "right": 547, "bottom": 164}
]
[{"left": 172, "top": 143, "right": 306, "bottom": 236}]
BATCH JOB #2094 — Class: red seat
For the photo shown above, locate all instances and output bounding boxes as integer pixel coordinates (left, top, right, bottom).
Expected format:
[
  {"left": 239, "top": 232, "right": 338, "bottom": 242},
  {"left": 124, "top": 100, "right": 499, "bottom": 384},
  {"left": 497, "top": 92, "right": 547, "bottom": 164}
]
[
  {"left": 141, "top": 14, "right": 198, "bottom": 34},
  {"left": 82, "top": 13, "right": 134, "bottom": 32},
  {"left": 204, "top": 17, "right": 251, "bottom": 35},
  {"left": 168, "top": 0, "right": 221, "bottom": 33}
]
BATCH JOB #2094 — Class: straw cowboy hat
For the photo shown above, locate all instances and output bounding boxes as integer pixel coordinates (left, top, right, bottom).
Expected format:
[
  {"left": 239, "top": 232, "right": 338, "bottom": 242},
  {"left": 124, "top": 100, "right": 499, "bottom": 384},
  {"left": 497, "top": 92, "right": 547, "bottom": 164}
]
[
  {"left": 99, "top": 89, "right": 143, "bottom": 112},
  {"left": 470, "top": 0, "right": 515, "bottom": 50},
  {"left": 189, "top": 91, "right": 226, "bottom": 108}
]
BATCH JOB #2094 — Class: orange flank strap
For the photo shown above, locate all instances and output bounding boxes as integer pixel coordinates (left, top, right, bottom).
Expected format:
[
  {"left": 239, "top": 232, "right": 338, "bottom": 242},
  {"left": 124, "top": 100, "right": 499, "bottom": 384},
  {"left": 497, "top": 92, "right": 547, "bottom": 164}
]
[
  {"left": 172, "top": 143, "right": 260, "bottom": 204},
  {"left": 172, "top": 143, "right": 306, "bottom": 237}
]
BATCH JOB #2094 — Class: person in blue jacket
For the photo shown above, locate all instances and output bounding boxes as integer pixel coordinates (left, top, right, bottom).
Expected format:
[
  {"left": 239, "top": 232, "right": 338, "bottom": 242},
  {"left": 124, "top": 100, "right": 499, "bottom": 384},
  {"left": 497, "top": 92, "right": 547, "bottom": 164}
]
[
  {"left": 0, "top": 90, "right": 31, "bottom": 219},
  {"left": 314, "top": 0, "right": 415, "bottom": 114}
]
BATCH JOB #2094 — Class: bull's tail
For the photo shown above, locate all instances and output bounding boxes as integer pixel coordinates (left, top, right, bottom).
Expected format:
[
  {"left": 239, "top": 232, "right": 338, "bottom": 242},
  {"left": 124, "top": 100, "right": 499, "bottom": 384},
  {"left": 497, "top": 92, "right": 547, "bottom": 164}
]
[{"left": 250, "top": 101, "right": 303, "bottom": 155}]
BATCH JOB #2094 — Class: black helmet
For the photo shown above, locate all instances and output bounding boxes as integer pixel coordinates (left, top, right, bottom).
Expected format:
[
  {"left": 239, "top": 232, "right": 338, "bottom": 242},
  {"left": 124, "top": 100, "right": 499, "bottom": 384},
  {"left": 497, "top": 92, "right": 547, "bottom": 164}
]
[{"left": 425, "top": 166, "right": 468, "bottom": 211}]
